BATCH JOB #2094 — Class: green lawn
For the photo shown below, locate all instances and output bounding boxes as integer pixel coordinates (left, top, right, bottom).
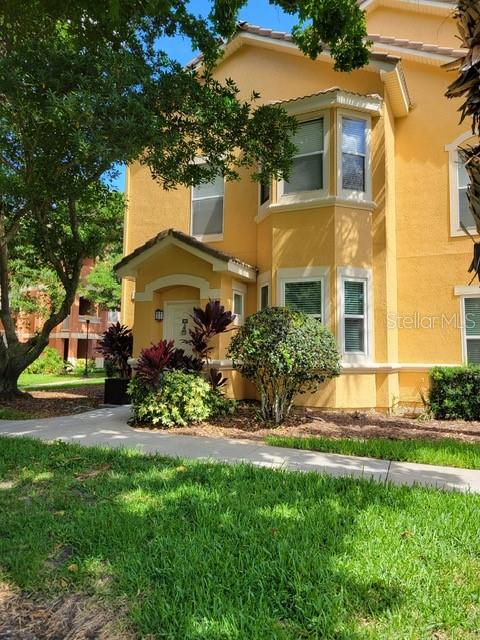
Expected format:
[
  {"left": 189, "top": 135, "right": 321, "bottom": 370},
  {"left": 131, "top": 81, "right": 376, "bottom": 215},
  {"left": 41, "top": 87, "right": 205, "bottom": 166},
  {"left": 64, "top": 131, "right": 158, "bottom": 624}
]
[
  {"left": 1, "top": 437, "right": 479, "bottom": 639},
  {"left": 266, "top": 435, "right": 480, "bottom": 471},
  {"left": 18, "top": 371, "right": 105, "bottom": 390},
  {"left": 0, "top": 408, "right": 33, "bottom": 420}
]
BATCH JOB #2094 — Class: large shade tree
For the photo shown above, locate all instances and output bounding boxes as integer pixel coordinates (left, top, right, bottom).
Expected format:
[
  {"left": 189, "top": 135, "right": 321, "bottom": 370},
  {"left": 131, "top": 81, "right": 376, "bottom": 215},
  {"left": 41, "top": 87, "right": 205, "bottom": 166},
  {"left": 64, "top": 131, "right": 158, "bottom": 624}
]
[
  {"left": 0, "top": 0, "right": 370, "bottom": 397},
  {"left": 446, "top": 0, "right": 480, "bottom": 279}
]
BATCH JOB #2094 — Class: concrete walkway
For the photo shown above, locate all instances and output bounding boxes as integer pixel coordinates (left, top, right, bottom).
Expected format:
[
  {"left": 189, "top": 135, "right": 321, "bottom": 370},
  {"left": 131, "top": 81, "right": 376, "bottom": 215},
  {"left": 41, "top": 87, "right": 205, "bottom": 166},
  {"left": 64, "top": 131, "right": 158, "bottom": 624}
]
[{"left": 1, "top": 406, "right": 480, "bottom": 494}]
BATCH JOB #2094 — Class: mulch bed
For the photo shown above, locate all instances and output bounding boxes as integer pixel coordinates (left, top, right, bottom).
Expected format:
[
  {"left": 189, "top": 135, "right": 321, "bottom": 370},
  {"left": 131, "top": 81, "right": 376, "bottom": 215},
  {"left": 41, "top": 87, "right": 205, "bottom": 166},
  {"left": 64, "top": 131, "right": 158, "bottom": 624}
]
[
  {"left": 1, "top": 385, "right": 104, "bottom": 419},
  {"left": 145, "top": 404, "right": 480, "bottom": 444}
]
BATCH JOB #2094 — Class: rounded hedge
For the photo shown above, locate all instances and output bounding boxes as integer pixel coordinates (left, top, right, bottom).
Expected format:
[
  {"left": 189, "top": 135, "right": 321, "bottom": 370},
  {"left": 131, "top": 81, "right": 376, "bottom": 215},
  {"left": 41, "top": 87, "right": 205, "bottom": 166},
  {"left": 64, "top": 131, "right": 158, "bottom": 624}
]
[{"left": 228, "top": 307, "right": 341, "bottom": 423}]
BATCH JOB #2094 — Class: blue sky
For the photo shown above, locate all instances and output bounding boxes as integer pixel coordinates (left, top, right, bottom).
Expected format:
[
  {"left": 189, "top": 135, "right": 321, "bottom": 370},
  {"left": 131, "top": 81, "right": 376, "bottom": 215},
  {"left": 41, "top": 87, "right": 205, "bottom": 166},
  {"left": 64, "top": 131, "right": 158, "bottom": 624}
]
[{"left": 110, "top": 0, "right": 297, "bottom": 192}]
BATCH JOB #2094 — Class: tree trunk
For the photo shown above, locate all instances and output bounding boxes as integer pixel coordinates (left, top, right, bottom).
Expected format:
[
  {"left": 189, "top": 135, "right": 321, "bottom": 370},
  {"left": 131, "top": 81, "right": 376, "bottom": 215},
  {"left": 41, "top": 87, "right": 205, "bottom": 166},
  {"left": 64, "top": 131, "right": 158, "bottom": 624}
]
[{"left": 0, "top": 364, "right": 24, "bottom": 398}]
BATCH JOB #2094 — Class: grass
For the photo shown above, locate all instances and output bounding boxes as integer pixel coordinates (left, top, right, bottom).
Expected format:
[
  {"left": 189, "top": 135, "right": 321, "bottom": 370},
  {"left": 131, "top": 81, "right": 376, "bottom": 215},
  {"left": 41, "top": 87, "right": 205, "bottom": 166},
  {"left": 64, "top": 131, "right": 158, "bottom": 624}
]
[
  {"left": 18, "top": 371, "right": 105, "bottom": 390},
  {"left": 266, "top": 434, "right": 480, "bottom": 471},
  {"left": 1, "top": 437, "right": 480, "bottom": 639},
  {"left": 0, "top": 408, "right": 32, "bottom": 420}
]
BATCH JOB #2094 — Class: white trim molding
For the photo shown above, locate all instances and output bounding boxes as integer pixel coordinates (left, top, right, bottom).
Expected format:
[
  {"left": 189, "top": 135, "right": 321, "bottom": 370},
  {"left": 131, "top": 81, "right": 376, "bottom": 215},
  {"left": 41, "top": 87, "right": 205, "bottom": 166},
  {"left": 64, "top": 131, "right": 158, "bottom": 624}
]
[
  {"left": 135, "top": 274, "right": 220, "bottom": 302},
  {"left": 277, "top": 266, "right": 330, "bottom": 326},
  {"left": 337, "top": 110, "right": 373, "bottom": 203},
  {"left": 337, "top": 266, "right": 374, "bottom": 364}
]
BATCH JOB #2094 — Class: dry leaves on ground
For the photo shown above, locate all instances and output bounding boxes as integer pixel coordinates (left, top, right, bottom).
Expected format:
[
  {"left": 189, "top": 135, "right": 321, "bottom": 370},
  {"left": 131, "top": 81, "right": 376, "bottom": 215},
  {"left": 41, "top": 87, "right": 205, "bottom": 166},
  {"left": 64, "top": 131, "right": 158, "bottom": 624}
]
[{"left": 0, "top": 582, "right": 133, "bottom": 640}]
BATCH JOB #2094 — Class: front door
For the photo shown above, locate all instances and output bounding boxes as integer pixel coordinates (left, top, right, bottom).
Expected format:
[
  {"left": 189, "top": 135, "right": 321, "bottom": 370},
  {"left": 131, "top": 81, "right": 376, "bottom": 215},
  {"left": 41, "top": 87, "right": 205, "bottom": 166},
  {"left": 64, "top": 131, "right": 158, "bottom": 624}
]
[{"left": 164, "top": 301, "right": 197, "bottom": 354}]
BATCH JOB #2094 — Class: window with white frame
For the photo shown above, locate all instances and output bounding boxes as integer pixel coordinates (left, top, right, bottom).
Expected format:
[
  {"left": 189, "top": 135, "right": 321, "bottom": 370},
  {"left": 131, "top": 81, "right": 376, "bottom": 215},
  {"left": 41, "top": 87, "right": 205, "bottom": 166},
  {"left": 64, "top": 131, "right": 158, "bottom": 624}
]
[
  {"left": 283, "top": 279, "right": 323, "bottom": 320},
  {"left": 343, "top": 279, "right": 366, "bottom": 353},
  {"left": 191, "top": 173, "right": 224, "bottom": 237},
  {"left": 447, "top": 133, "right": 477, "bottom": 236},
  {"left": 282, "top": 119, "right": 325, "bottom": 195},
  {"left": 260, "top": 284, "right": 269, "bottom": 310},
  {"left": 339, "top": 114, "right": 370, "bottom": 198},
  {"left": 338, "top": 269, "right": 371, "bottom": 360},
  {"left": 233, "top": 289, "right": 245, "bottom": 325},
  {"left": 464, "top": 297, "right": 480, "bottom": 363},
  {"left": 260, "top": 181, "right": 270, "bottom": 206},
  {"left": 457, "top": 156, "right": 476, "bottom": 230}
]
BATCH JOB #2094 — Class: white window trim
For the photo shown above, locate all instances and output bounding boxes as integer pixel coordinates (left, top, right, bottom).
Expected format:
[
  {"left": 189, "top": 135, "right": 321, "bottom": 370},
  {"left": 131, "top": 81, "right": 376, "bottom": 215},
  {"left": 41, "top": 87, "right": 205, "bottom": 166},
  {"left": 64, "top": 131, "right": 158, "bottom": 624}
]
[
  {"left": 337, "top": 110, "right": 372, "bottom": 203},
  {"left": 277, "top": 112, "right": 330, "bottom": 205},
  {"left": 277, "top": 267, "right": 330, "bottom": 325},
  {"left": 446, "top": 132, "right": 477, "bottom": 237},
  {"left": 190, "top": 159, "right": 225, "bottom": 241},
  {"left": 232, "top": 280, "right": 247, "bottom": 326},
  {"left": 457, "top": 290, "right": 480, "bottom": 364},
  {"left": 337, "top": 266, "right": 373, "bottom": 364},
  {"left": 257, "top": 271, "right": 271, "bottom": 310}
]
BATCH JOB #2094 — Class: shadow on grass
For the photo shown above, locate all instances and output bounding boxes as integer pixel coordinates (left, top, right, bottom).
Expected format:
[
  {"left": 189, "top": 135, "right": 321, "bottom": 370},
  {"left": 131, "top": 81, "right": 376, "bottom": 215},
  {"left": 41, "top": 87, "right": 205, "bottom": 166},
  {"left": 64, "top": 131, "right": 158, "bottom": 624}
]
[{"left": 0, "top": 437, "right": 478, "bottom": 639}]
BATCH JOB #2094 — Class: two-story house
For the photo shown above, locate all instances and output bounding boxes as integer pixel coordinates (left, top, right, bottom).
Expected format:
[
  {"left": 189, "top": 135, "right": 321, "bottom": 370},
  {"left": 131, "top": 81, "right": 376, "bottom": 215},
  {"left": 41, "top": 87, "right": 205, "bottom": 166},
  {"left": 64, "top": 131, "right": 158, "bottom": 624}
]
[{"left": 116, "top": 0, "right": 479, "bottom": 410}]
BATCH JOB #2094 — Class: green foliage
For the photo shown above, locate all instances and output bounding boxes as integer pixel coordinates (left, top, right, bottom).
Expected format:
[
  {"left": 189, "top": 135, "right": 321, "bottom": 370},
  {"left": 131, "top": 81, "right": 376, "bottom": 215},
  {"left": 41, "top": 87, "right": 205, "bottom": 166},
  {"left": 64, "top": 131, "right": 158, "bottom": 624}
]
[
  {"left": 129, "top": 370, "right": 234, "bottom": 427},
  {"left": 81, "top": 253, "right": 122, "bottom": 312},
  {"left": 228, "top": 307, "right": 341, "bottom": 424},
  {"left": 72, "top": 360, "right": 97, "bottom": 377},
  {"left": 97, "top": 323, "right": 133, "bottom": 379},
  {"left": 429, "top": 366, "right": 480, "bottom": 420},
  {"left": 25, "top": 347, "right": 65, "bottom": 375}
]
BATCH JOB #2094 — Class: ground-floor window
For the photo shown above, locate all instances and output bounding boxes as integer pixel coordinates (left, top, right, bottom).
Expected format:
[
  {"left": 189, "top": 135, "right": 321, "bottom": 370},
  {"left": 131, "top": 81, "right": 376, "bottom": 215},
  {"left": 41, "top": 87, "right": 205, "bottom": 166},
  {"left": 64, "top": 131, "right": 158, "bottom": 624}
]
[
  {"left": 282, "top": 278, "right": 323, "bottom": 320},
  {"left": 337, "top": 267, "right": 371, "bottom": 362},
  {"left": 464, "top": 297, "right": 480, "bottom": 363}
]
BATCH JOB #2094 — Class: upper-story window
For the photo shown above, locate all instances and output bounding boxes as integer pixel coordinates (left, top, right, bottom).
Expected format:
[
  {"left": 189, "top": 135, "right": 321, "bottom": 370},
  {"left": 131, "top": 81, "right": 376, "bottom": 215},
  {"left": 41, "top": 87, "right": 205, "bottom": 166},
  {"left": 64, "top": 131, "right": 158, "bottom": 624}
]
[
  {"left": 338, "top": 113, "right": 371, "bottom": 200},
  {"left": 281, "top": 118, "right": 326, "bottom": 196},
  {"left": 447, "top": 132, "right": 478, "bottom": 237},
  {"left": 456, "top": 156, "right": 476, "bottom": 230},
  {"left": 191, "top": 173, "right": 224, "bottom": 239},
  {"left": 260, "top": 181, "right": 270, "bottom": 206}
]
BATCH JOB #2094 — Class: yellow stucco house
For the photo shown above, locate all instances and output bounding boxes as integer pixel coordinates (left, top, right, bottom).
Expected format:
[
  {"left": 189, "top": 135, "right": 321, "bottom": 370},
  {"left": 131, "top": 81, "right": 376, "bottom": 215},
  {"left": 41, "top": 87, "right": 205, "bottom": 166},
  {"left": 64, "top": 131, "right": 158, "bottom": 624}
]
[{"left": 117, "top": 0, "right": 480, "bottom": 411}]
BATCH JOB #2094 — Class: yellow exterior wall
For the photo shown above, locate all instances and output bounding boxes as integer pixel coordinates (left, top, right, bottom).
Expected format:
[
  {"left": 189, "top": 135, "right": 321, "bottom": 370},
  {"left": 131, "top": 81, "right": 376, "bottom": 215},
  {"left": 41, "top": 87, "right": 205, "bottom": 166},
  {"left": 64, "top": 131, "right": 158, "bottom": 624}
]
[
  {"left": 367, "top": 6, "right": 458, "bottom": 48},
  {"left": 121, "top": 2, "right": 474, "bottom": 411}
]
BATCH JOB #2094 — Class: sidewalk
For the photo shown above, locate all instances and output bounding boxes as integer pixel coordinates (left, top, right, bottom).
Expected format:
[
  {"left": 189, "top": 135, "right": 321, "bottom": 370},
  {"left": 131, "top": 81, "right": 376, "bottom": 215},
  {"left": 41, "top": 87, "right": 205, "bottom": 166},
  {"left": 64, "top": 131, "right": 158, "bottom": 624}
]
[{"left": 1, "top": 406, "right": 479, "bottom": 493}]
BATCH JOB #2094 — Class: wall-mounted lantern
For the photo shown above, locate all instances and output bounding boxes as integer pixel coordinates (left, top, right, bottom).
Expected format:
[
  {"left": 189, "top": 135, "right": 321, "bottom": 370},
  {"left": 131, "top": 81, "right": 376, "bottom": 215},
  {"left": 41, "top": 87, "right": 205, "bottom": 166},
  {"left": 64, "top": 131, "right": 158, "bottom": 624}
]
[{"left": 154, "top": 308, "right": 164, "bottom": 321}]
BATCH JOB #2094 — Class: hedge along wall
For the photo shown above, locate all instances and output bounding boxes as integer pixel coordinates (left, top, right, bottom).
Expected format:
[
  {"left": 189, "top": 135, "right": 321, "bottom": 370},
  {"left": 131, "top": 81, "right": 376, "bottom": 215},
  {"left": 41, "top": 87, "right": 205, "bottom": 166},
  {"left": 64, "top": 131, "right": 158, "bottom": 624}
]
[{"left": 429, "top": 366, "right": 480, "bottom": 421}]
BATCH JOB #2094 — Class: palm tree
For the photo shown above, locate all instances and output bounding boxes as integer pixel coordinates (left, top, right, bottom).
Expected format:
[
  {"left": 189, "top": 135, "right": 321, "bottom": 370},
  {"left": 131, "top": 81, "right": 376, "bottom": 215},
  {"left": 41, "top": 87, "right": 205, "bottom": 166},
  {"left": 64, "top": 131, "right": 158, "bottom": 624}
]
[{"left": 445, "top": 0, "right": 480, "bottom": 279}]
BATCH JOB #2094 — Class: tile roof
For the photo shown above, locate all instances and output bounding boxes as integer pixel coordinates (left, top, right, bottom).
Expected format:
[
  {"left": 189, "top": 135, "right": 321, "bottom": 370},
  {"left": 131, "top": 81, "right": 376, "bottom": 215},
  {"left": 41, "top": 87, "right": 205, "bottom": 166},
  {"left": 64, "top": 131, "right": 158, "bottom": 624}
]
[
  {"left": 368, "top": 33, "right": 466, "bottom": 59},
  {"left": 187, "top": 22, "right": 401, "bottom": 69},
  {"left": 115, "top": 228, "right": 257, "bottom": 274},
  {"left": 235, "top": 22, "right": 401, "bottom": 66}
]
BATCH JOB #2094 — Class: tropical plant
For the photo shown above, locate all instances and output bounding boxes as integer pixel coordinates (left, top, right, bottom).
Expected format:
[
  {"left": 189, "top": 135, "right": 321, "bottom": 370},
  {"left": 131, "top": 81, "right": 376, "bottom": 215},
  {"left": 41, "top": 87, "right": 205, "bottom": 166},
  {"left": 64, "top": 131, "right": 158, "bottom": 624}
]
[
  {"left": 228, "top": 307, "right": 341, "bottom": 425},
  {"left": 129, "top": 370, "right": 235, "bottom": 427},
  {"left": 97, "top": 323, "right": 133, "bottom": 379},
  {"left": 445, "top": 0, "right": 480, "bottom": 279},
  {"left": 185, "top": 300, "right": 236, "bottom": 362},
  {"left": 135, "top": 340, "right": 203, "bottom": 389}
]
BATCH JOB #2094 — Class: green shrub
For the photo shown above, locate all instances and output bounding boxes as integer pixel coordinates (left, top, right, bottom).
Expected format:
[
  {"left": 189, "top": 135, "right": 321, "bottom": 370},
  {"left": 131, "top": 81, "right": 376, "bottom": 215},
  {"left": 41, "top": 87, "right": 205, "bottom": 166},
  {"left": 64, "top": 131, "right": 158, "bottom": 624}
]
[
  {"left": 228, "top": 307, "right": 341, "bottom": 424},
  {"left": 429, "top": 366, "right": 480, "bottom": 420},
  {"left": 72, "top": 359, "right": 97, "bottom": 376},
  {"left": 129, "top": 370, "right": 235, "bottom": 428},
  {"left": 26, "top": 346, "right": 66, "bottom": 375}
]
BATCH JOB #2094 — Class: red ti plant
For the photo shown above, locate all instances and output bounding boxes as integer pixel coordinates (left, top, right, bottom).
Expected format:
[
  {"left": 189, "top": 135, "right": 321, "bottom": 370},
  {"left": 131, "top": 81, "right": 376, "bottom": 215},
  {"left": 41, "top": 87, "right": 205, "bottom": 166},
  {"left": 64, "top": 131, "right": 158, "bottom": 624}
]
[
  {"left": 184, "top": 300, "right": 235, "bottom": 390},
  {"left": 136, "top": 339, "right": 176, "bottom": 389},
  {"left": 136, "top": 340, "right": 203, "bottom": 389}
]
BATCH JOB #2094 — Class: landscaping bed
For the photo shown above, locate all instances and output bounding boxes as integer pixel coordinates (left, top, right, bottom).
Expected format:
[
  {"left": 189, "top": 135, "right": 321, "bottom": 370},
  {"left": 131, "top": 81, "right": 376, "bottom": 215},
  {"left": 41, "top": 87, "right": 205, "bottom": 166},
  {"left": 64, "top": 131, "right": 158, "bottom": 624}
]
[
  {"left": 1, "top": 436, "right": 479, "bottom": 639},
  {"left": 149, "top": 404, "right": 480, "bottom": 444},
  {"left": 0, "top": 385, "right": 104, "bottom": 420}
]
